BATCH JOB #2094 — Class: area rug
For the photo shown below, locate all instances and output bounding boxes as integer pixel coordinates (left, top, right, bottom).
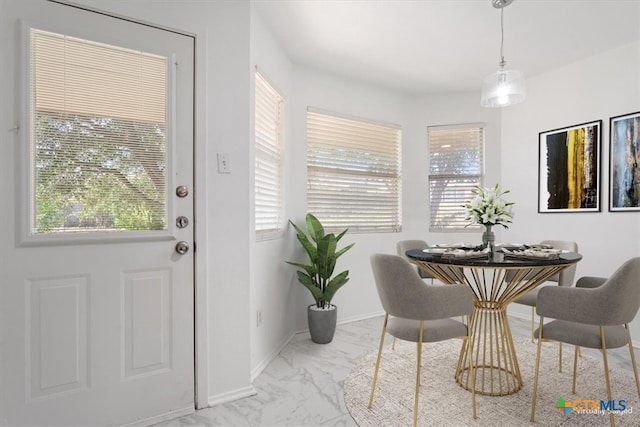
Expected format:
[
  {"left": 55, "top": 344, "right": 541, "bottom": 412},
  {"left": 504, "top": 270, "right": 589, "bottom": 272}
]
[{"left": 344, "top": 337, "right": 639, "bottom": 426}]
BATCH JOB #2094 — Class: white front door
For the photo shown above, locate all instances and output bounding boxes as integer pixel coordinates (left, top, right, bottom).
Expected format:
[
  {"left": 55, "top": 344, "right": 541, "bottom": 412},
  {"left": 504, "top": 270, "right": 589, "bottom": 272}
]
[{"left": 1, "top": 1, "right": 195, "bottom": 425}]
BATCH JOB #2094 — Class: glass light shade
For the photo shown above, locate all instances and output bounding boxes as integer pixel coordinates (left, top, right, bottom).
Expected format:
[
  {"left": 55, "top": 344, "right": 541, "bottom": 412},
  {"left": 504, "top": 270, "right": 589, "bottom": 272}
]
[{"left": 480, "top": 67, "right": 526, "bottom": 108}]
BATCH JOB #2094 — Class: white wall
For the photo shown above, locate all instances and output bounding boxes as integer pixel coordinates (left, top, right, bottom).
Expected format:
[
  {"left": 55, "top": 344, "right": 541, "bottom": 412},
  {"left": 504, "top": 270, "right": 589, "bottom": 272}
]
[
  {"left": 249, "top": 9, "right": 296, "bottom": 378},
  {"left": 403, "top": 93, "right": 502, "bottom": 239},
  {"left": 502, "top": 40, "right": 640, "bottom": 341}
]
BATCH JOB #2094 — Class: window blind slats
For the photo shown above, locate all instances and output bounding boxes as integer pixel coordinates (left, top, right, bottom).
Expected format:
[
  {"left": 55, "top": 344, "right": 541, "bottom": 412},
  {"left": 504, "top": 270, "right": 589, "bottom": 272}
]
[
  {"left": 30, "top": 28, "right": 169, "bottom": 234},
  {"left": 255, "top": 71, "right": 284, "bottom": 235},
  {"left": 307, "top": 111, "right": 401, "bottom": 233},
  {"left": 33, "top": 29, "right": 167, "bottom": 124},
  {"left": 428, "top": 125, "right": 484, "bottom": 231}
]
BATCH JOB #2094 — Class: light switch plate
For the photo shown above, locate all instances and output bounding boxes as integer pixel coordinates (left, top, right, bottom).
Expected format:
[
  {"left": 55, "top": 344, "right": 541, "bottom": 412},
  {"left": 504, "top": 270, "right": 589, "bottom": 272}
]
[{"left": 217, "top": 152, "right": 230, "bottom": 173}]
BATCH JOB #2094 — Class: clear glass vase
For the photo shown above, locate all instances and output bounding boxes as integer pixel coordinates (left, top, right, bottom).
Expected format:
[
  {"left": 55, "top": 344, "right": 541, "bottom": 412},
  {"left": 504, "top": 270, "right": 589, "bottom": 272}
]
[{"left": 482, "top": 225, "right": 495, "bottom": 253}]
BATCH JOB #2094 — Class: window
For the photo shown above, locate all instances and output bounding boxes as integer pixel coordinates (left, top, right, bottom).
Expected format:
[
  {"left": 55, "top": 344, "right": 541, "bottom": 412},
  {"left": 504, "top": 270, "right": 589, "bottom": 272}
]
[
  {"left": 29, "top": 28, "right": 169, "bottom": 234},
  {"left": 254, "top": 71, "right": 285, "bottom": 237},
  {"left": 428, "top": 124, "right": 484, "bottom": 231},
  {"left": 306, "top": 109, "right": 401, "bottom": 232}
]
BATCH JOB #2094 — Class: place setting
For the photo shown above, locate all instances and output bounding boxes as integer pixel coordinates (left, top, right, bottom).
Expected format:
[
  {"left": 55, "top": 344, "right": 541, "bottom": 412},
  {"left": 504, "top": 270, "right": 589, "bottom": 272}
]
[
  {"left": 421, "top": 242, "right": 568, "bottom": 260},
  {"left": 499, "top": 243, "right": 565, "bottom": 260},
  {"left": 421, "top": 242, "right": 487, "bottom": 259}
]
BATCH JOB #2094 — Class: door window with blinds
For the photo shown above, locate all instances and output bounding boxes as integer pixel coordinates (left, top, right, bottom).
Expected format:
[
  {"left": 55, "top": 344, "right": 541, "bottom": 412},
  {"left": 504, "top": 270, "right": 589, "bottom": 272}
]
[
  {"left": 428, "top": 124, "right": 484, "bottom": 231},
  {"left": 306, "top": 109, "right": 401, "bottom": 233},
  {"left": 27, "top": 28, "right": 169, "bottom": 236},
  {"left": 254, "top": 71, "right": 284, "bottom": 238}
]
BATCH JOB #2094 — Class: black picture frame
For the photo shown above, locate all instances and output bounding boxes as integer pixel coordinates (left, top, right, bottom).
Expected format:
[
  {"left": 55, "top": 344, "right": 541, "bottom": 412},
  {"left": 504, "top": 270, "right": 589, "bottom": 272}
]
[
  {"left": 609, "top": 111, "right": 640, "bottom": 211},
  {"left": 538, "top": 120, "right": 601, "bottom": 213}
]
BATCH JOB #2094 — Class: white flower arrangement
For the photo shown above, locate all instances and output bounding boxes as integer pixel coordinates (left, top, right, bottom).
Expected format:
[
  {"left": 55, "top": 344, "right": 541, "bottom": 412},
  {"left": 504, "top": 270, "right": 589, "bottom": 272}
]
[{"left": 464, "top": 184, "right": 514, "bottom": 228}]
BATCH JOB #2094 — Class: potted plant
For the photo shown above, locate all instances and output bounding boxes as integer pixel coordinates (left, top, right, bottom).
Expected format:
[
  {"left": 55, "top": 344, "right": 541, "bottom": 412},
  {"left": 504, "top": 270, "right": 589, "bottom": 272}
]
[{"left": 287, "top": 213, "right": 355, "bottom": 344}]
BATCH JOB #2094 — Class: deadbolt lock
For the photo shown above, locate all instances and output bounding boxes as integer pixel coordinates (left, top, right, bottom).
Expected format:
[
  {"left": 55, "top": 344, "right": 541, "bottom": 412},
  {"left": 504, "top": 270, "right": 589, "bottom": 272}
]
[
  {"left": 176, "top": 216, "right": 189, "bottom": 229},
  {"left": 176, "top": 185, "right": 189, "bottom": 198}
]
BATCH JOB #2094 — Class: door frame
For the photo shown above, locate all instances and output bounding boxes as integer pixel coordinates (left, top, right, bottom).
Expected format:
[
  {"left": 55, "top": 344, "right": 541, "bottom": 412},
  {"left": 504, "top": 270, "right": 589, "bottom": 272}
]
[
  {"left": 192, "top": 25, "right": 210, "bottom": 413},
  {"left": 51, "top": 0, "right": 211, "bottom": 413}
]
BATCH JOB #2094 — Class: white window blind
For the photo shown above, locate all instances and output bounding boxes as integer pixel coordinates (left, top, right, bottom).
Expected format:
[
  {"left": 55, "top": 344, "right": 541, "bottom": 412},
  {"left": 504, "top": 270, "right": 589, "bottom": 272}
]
[
  {"left": 254, "top": 71, "right": 285, "bottom": 236},
  {"left": 30, "top": 28, "right": 169, "bottom": 234},
  {"left": 32, "top": 29, "right": 166, "bottom": 123},
  {"left": 306, "top": 109, "right": 401, "bottom": 233},
  {"left": 428, "top": 124, "right": 484, "bottom": 231}
]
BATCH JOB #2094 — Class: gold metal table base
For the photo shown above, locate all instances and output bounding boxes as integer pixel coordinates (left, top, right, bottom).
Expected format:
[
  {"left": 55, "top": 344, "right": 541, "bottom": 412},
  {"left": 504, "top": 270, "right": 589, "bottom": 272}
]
[
  {"left": 456, "top": 306, "right": 521, "bottom": 396},
  {"left": 412, "top": 258, "right": 571, "bottom": 396}
]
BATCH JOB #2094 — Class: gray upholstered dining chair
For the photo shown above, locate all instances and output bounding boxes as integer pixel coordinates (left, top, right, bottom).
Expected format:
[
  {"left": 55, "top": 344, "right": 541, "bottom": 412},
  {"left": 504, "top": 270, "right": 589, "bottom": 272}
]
[
  {"left": 530, "top": 257, "right": 640, "bottom": 427},
  {"left": 369, "top": 253, "right": 476, "bottom": 427},
  {"left": 396, "top": 239, "right": 436, "bottom": 283},
  {"left": 513, "top": 239, "right": 578, "bottom": 371}
]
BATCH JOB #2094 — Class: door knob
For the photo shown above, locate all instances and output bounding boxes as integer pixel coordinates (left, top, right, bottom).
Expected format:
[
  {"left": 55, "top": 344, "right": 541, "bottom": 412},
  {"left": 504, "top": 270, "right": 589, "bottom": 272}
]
[{"left": 175, "top": 241, "right": 189, "bottom": 254}]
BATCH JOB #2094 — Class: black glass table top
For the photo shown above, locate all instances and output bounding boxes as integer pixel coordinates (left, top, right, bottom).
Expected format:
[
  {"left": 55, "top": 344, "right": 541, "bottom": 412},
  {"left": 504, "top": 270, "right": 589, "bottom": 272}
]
[{"left": 406, "top": 248, "right": 582, "bottom": 267}]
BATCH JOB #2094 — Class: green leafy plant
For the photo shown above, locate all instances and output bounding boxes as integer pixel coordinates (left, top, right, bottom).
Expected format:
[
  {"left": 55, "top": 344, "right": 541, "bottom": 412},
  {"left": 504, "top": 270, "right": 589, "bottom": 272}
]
[{"left": 287, "top": 213, "right": 355, "bottom": 309}]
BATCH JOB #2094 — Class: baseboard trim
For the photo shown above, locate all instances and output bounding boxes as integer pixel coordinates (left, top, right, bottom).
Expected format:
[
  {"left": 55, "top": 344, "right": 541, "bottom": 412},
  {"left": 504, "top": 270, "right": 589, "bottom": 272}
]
[
  {"left": 122, "top": 406, "right": 194, "bottom": 427},
  {"left": 251, "top": 331, "right": 295, "bottom": 382},
  {"left": 337, "top": 310, "right": 385, "bottom": 326},
  {"left": 250, "top": 312, "right": 384, "bottom": 381},
  {"left": 294, "top": 310, "right": 385, "bottom": 335},
  {"left": 208, "top": 385, "right": 257, "bottom": 407}
]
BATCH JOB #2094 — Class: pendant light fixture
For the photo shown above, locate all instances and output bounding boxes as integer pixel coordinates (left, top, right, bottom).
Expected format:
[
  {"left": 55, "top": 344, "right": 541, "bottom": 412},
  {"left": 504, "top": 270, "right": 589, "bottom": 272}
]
[{"left": 480, "top": 0, "right": 526, "bottom": 108}]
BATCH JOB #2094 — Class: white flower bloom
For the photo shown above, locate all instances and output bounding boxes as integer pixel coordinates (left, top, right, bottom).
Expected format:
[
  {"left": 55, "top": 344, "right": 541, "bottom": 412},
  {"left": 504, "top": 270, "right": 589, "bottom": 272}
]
[{"left": 463, "top": 184, "right": 514, "bottom": 228}]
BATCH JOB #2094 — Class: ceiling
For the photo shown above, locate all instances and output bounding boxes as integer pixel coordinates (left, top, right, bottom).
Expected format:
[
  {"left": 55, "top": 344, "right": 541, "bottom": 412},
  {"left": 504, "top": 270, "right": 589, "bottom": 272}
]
[{"left": 252, "top": 0, "right": 640, "bottom": 95}]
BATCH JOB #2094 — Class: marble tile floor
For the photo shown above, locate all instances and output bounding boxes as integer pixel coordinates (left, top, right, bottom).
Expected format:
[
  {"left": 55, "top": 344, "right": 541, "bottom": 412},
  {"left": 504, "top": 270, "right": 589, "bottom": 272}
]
[{"left": 153, "top": 315, "right": 637, "bottom": 427}]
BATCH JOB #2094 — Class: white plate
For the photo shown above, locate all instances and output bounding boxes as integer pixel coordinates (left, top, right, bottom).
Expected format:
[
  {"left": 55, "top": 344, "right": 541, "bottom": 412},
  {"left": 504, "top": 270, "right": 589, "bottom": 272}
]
[{"left": 423, "top": 248, "right": 447, "bottom": 254}]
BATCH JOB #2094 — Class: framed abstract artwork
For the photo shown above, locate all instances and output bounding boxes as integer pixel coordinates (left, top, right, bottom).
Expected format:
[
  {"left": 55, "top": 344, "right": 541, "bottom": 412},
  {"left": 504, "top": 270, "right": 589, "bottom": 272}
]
[
  {"left": 609, "top": 111, "right": 640, "bottom": 211},
  {"left": 538, "top": 120, "right": 601, "bottom": 213}
]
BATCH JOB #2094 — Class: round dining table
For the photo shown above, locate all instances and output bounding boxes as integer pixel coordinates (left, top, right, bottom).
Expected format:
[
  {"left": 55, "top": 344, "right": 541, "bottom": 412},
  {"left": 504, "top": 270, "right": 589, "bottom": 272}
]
[{"left": 406, "top": 248, "right": 582, "bottom": 396}]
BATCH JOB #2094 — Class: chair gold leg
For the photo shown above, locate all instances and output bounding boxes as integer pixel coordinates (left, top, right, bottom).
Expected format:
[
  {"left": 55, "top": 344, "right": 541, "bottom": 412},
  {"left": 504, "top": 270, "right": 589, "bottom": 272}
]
[
  {"left": 599, "top": 326, "right": 615, "bottom": 427},
  {"left": 468, "top": 326, "right": 477, "bottom": 419},
  {"left": 455, "top": 336, "right": 468, "bottom": 379},
  {"left": 392, "top": 337, "right": 396, "bottom": 350},
  {"left": 572, "top": 345, "right": 579, "bottom": 394},
  {"left": 530, "top": 307, "right": 535, "bottom": 343},
  {"left": 530, "top": 316, "right": 544, "bottom": 422},
  {"left": 413, "top": 321, "right": 424, "bottom": 427},
  {"left": 368, "top": 314, "right": 388, "bottom": 408},
  {"left": 624, "top": 324, "right": 640, "bottom": 400},
  {"left": 559, "top": 342, "right": 563, "bottom": 373}
]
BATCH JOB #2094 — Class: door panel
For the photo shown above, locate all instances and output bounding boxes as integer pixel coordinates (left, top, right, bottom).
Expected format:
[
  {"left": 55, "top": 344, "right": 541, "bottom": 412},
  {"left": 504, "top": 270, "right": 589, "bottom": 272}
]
[{"left": 1, "top": 1, "right": 195, "bottom": 425}]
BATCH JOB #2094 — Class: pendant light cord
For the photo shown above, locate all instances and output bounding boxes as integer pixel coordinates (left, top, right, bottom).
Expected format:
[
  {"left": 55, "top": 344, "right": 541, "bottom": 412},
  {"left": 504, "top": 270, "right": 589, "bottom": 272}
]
[{"left": 499, "top": 7, "right": 506, "bottom": 67}]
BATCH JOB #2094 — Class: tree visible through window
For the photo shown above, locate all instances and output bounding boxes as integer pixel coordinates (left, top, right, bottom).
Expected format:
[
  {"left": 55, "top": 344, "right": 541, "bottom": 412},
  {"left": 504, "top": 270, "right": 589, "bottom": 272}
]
[
  {"left": 30, "top": 29, "right": 168, "bottom": 233},
  {"left": 428, "top": 124, "right": 484, "bottom": 231}
]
